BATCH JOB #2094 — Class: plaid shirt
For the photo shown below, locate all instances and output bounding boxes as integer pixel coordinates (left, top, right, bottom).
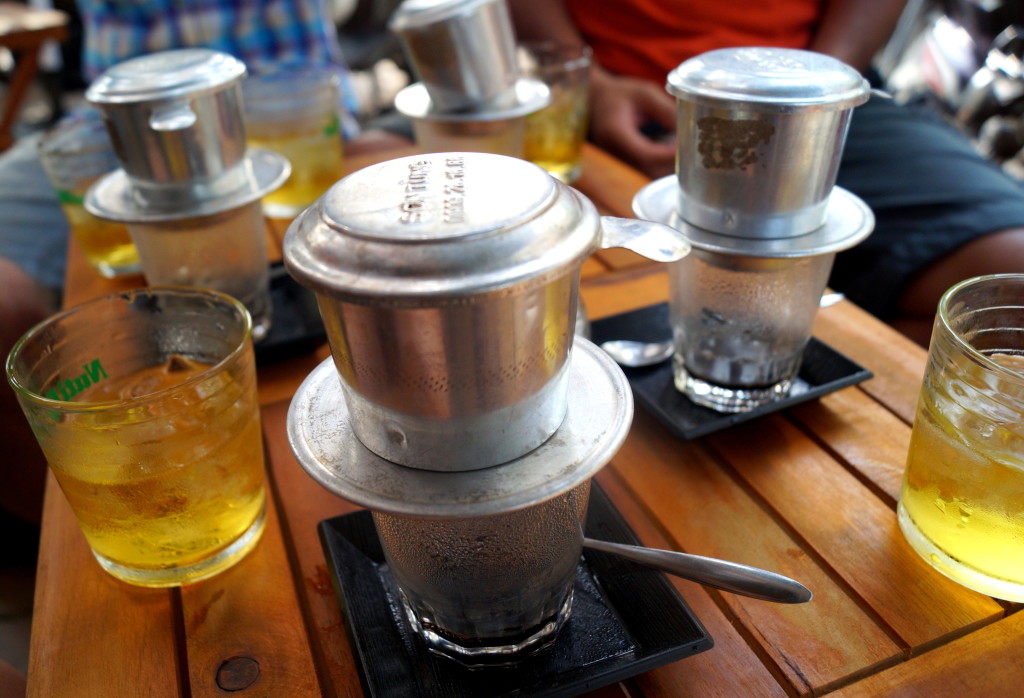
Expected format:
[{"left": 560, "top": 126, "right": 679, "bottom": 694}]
[{"left": 77, "top": 0, "right": 360, "bottom": 135}]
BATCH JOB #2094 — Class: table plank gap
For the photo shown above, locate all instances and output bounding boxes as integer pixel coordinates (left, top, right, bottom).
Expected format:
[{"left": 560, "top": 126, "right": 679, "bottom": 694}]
[{"left": 786, "top": 388, "right": 912, "bottom": 506}]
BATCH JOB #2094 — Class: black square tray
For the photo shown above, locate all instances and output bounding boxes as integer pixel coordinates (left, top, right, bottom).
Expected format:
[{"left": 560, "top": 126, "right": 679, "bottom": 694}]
[
  {"left": 589, "top": 303, "right": 872, "bottom": 440},
  {"left": 255, "top": 262, "right": 326, "bottom": 364},
  {"left": 318, "top": 482, "right": 713, "bottom": 698}
]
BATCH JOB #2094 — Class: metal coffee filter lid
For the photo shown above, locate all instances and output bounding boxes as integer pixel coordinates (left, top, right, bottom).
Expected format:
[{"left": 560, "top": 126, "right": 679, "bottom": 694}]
[
  {"left": 86, "top": 48, "right": 247, "bottom": 104},
  {"left": 667, "top": 47, "right": 870, "bottom": 111},
  {"left": 389, "top": 0, "right": 496, "bottom": 31},
  {"left": 283, "top": 151, "right": 601, "bottom": 301},
  {"left": 286, "top": 337, "right": 632, "bottom": 517}
]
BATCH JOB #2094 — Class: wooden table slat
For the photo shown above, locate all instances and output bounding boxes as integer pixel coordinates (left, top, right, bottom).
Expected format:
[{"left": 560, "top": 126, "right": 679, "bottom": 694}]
[
  {"left": 261, "top": 400, "right": 367, "bottom": 698},
  {"left": 575, "top": 144, "right": 650, "bottom": 220},
  {"left": 789, "top": 386, "right": 912, "bottom": 505},
  {"left": 30, "top": 142, "right": 1024, "bottom": 698},
  {"left": 707, "top": 416, "right": 1005, "bottom": 650},
  {"left": 829, "top": 610, "right": 1024, "bottom": 697},
  {"left": 581, "top": 264, "right": 671, "bottom": 321},
  {"left": 610, "top": 411, "right": 902, "bottom": 695},
  {"left": 595, "top": 468, "right": 793, "bottom": 698}
]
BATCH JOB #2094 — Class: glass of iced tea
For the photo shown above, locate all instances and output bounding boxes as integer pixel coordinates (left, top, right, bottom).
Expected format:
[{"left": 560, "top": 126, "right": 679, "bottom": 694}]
[
  {"left": 898, "top": 274, "right": 1024, "bottom": 601},
  {"left": 39, "top": 109, "right": 141, "bottom": 278},
  {"left": 518, "top": 42, "right": 592, "bottom": 183},
  {"left": 6, "top": 287, "right": 267, "bottom": 587},
  {"left": 243, "top": 63, "right": 346, "bottom": 219}
]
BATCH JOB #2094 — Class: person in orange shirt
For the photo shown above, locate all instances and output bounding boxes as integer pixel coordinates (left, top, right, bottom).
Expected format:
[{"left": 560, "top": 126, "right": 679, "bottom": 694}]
[{"left": 510, "top": 0, "right": 1024, "bottom": 345}]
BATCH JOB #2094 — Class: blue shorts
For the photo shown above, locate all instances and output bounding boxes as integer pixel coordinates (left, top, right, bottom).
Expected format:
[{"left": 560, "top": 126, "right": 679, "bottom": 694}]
[
  {"left": 0, "top": 132, "right": 69, "bottom": 292},
  {"left": 831, "top": 94, "right": 1024, "bottom": 318}
]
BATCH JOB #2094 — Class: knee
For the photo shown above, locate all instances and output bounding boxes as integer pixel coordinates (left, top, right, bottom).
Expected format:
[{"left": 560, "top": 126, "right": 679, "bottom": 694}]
[
  {"left": 0, "top": 258, "right": 53, "bottom": 353},
  {"left": 899, "top": 227, "right": 1024, "bottom": 317}
]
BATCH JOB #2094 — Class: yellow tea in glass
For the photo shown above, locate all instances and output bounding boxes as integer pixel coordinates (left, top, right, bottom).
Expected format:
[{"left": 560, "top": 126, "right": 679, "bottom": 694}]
[
  {"left": 6, "top": 288, "right": 267, "bottom": 587},
  {"left": 897, "top": 274, "right": 1024, "bottom": 601},
  {"left": 244, "top": 64, "right": 345, "bottom": 218},
  {"left": 39, "top": 110, "right": 140, "bottom": 278},
  {"left": 519, "top": 43, "right": 592, "bottom": 183},
  {"left": 56, "top": 189, "right": 139, "bottom": 276}
]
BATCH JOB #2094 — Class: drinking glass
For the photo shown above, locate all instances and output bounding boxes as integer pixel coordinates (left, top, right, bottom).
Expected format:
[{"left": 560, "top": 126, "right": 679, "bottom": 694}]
[
  {"left": 38, "top": 109, "right": 141, "bottom": 278},
  {"left": 243, "top": 63, "right": 346, "bottom": 218},
  {"left": 126, "top": 201, "right": 273, "bottom": 342},
  {"left": 6, "top": 287, "right": 267, "bottom": 587},
  {"left": 898, "top": 274, "right": 1024, "bottom": 601},
  {"left": 519, "top": 42, "right": 592, "bottom": 183},
  {"left": 372, "top": 480, "right": 590, "bottom": 666},
  {"left": 668, "top": 248, "right": 834, "bottom": 412}
]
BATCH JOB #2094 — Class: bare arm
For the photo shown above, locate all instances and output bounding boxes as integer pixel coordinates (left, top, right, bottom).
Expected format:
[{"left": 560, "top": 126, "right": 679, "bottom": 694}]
[
  {"left": 508, "top": 0, "right": 587, "bottom": 46},
  {"left": 509, "top": 0, "right": 677, "bottom": 178},
  {"left": 810, "top": 0, "right": 909, "bottom": 72}
]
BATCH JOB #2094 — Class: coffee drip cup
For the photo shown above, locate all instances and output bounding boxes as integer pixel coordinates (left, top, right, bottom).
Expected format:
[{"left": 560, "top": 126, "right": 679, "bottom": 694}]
[
  {"left": 389, "top": 0, "right": 549, "bottom": 156},
  {"left": 83, "top": 48, "right": 290, "bottom": 341},
  {"left": 284, "top": 151, "right": 689, "bottom": 664},
  {"left": 285, "top": 151, "right": 689, "bottom": 471},
  {"left": 633, "top": 47, "right": 876, "bottom": 412}
]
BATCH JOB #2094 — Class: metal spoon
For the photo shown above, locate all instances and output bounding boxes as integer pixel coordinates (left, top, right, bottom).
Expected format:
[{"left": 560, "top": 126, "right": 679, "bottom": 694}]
[
  {"left": 584, "top": 537, "right": 813, "bottom": 604},
  {"left": 599, "top": 338, "right": 674, "bottom": 367},
  {"left": 599, "top": 292, "right": 847, "bottom": 368}
]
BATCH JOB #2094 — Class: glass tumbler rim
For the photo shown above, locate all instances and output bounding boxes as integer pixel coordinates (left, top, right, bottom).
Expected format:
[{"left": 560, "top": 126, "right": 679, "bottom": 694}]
[
  {"left": 518, "top": 40, "right": 593, "bottom": 75},
  {"left": 936, "top": 273, "right": 1024, "bottom": 383},
  {"left": 38, "top": 112, "right": 111, "bottom": 158},
  {"left": 6, "top": 285, "right": 253, "bottom": 411}
]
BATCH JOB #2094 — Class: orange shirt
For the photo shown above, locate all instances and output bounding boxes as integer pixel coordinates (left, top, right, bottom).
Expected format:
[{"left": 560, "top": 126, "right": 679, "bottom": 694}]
[{"left": 564, "top": 0, "right": 824, "bottom": 82}]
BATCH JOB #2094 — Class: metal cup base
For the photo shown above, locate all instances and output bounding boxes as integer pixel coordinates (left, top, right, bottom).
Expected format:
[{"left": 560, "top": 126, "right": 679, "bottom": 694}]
[
  {"left": 674, "top": 364, "right": 794, "bottom": 413},
  {"left": 400, "top": 587, "right": 573, "bottom": 668}
]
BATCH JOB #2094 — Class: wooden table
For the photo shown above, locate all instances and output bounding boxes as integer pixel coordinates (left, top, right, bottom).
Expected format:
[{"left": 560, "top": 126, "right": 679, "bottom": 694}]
[
  {"left": 28, "top": 145, "right": 1023, "bottom": 697},
  {"left": 0, "top": 2, "right": 67, "bottom": 151}
]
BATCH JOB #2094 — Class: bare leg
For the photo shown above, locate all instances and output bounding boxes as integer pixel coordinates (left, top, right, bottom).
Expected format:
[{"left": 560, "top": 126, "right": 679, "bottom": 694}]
[
  {"left": 892, "top": 228, "right": 1024, "bottom": 346},
  {"left": 0, "top": 658, "right": 26, "bottom": 698},
  {"left": 0, "top": 259, "right": 53, "bottom": 525}
]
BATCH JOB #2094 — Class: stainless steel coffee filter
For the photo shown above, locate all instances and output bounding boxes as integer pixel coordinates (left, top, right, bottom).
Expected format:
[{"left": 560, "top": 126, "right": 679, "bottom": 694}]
[
  {"left": 86, "top": 49, "right": 249, "bottom": 191},
  {"left": 666, "top": 47, "right": 870, "bottom": 238},
  {"left": 284, "top": 152, "right": 688, "bottom": 470},
  {"left": 390, "top": 0, "right": 520, "bottom": 111},
  {"left": 286, "top": 338, "right": 632, "bottom": 517}
]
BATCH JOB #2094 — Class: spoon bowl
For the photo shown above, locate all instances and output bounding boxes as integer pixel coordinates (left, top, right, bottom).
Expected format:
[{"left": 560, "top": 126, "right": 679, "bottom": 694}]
[{"left": 599, "top": 338, "right": 674, "bottom": 367}]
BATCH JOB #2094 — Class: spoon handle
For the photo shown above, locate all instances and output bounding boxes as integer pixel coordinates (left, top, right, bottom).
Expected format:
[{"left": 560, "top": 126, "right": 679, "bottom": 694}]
[{"left": 583, "top": 537, "right": 812, "bottom": 604}]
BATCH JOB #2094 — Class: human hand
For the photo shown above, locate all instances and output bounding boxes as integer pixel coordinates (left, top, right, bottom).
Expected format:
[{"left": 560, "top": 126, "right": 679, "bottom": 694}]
[{"left": 588, "top": 66, "right": 677, "bottom": 179}]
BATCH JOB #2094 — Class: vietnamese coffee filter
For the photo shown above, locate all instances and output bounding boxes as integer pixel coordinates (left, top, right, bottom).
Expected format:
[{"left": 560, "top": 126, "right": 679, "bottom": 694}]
[{"left": 666, "top": 47, "right": 870, "bottom": 238}]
